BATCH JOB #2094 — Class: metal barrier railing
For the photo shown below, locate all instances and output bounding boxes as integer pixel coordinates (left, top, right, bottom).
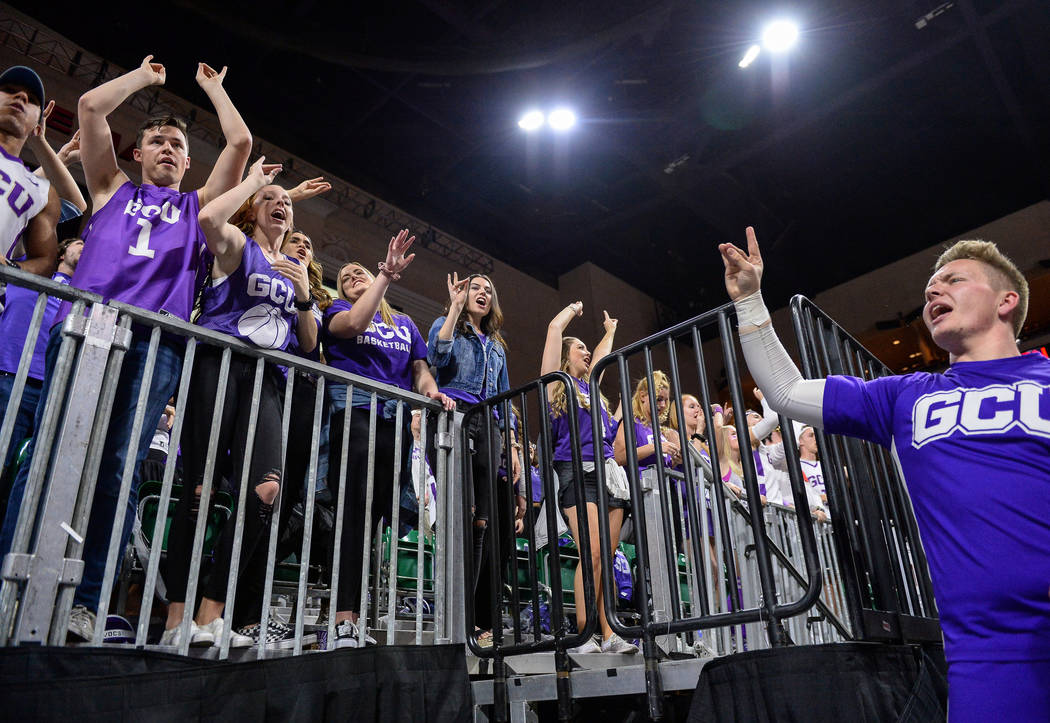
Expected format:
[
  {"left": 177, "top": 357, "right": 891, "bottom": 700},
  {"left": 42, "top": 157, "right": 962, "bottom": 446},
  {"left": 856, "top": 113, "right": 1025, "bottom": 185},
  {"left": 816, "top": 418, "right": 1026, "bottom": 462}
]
[
  {"left": 790, "top": 296, "right": 939, "bottom": 643},
  {"left": 589, "top": 302, "right": 826, "bottom": 719},
  {"left": 461, "top": 371, "right": 598, "bottom": 722},
  {"left": 0, "top": 264, "right": 466, "bottom": 657}
]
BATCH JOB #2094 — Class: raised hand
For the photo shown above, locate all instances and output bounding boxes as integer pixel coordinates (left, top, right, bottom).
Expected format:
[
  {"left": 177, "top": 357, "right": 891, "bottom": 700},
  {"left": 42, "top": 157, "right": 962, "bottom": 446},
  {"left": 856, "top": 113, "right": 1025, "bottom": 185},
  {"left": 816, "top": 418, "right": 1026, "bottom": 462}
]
[
  {"left": 195, "top": 62, "right": 228, "bottom": 91},
  {"left": 29, "top": 100, "right": 54, "bottom": 140},
  {"left": 602, "top": 309, "right": 617, "bottom": 334},
  {"left": 379, "top": 228, "right": 416, "bottom": 279},
  {"left": 56, "top": 130, "right": 81, "bottom": 167},
  {"left": 271, "top": 257, "right": 311, "bottom": 302},
  {"left": 247, "top": 156, "right": 282, "bottom": 189},
  {"left": 447, "top": 271, "right": 468, "bottom": 311},
  {"left": 753, "top": 387, "right": 764, "bottom": 402},
  {"left": 570, "top": 301, "right": 583, "bottom": 317},
  {"left": 718, "top": 226, "right": 763, "bottom": 301},
  {"left": 139, "top": 55, "right": 166, "bottom": 86},
  {"left": 288, "top": 177, "right": 332, "bottom": 202}
]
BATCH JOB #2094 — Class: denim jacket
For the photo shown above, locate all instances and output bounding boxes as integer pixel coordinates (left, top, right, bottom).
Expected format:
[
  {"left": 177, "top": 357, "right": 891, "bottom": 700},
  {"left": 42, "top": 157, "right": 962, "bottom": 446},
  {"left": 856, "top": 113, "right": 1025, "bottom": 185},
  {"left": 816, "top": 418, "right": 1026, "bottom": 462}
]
[{"left": 427, "top": 315, "right": 509, "bottom": 400}]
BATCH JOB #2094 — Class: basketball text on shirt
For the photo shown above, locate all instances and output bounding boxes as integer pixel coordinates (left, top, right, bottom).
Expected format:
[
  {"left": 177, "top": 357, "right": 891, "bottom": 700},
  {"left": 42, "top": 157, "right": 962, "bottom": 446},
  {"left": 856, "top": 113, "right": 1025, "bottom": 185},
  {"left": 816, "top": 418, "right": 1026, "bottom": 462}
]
[
  {"left": 911, "top": 381, "right": 1050, "bottom": 448},
  {"left": 356, "top": 320, "right": 413, "bottom": 352}
]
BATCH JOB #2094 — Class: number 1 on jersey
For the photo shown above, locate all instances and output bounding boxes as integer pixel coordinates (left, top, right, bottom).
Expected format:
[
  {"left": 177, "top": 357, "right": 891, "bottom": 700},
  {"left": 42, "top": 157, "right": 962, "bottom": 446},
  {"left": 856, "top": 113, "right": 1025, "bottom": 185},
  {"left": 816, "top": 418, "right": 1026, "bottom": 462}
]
[{"left": 129, "top": 218, "right": 157, "bottom": 259}]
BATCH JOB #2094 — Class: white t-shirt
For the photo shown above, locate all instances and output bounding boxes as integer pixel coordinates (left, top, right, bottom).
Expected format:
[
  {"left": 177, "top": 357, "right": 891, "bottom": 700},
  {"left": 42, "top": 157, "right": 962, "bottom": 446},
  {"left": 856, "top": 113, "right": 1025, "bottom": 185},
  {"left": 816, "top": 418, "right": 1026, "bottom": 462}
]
[{"left": 0, "top": 147, "right": 50, "bottom": 260}]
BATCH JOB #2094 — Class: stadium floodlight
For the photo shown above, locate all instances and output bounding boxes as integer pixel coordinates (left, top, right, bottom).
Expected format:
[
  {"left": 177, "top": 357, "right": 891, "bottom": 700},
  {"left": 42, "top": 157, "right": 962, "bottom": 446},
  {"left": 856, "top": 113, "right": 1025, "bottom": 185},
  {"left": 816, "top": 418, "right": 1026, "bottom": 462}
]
[
  {"left": 739, "top": 44, "right": 761, "bottom": 68},
  {"left": 761, "top": 19, "right": 799, "bottom": 52},
  {"left": 518, "top": 109, "right": 545, "bottom": 131},
  {"left": 547, "top": 108, "right": 577, "bottom": 131}
]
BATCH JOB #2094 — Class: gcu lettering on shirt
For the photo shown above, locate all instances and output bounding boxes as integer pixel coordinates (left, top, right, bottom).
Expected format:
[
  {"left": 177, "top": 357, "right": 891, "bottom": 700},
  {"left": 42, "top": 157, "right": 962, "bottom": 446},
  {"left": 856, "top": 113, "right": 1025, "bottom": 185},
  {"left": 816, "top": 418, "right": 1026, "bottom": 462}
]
[
  {"left": 0, "top": 146, "right": 50, "bottom": 260},
  {"left": 356, "top": 320, "right": 414, "bottom": 353},
  {"left": 912, "top": 381, "right": 1050, "bottom": 448},
  {"left": 246, "top": 272, "right": 297, "bottom": 313},
  {"left": 123, "top": 196, "right": 181, "bottom": 259}
]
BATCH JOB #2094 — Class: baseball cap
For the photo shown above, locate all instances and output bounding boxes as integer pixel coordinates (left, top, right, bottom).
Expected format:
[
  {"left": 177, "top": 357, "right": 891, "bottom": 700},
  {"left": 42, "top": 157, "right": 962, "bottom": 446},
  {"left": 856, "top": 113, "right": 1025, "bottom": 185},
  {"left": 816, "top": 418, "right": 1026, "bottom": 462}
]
[{"left": 0, "top": 65, "right": 45, "bottom": 108}]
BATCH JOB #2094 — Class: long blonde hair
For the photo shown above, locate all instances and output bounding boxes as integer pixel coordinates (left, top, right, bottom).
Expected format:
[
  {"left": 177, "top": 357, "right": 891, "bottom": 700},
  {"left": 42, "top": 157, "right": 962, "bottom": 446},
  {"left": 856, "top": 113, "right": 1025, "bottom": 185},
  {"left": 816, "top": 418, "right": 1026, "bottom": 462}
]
[
  {"left": 714, "top": 424, "right": 743, "bottom": 478},
  {"left": 631, "top": 371, "right": 670, "bottom": 425},
  {"left": 339, "top": 262, "right": 396, "bottom": 327},
  {"left": 549, "top": 336, "right": 609, "bottom": 419}
]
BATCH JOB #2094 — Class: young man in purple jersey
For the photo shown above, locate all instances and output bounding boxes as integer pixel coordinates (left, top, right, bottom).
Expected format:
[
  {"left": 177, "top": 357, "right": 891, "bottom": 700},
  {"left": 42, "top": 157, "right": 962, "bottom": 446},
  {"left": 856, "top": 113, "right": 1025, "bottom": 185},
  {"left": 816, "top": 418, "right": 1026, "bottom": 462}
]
[
  {"left": 0, "top": 56, "right": 251, "bottom": 642},
  {"left": 719, "top": 227, "right": 1048, "bottom": 721}
]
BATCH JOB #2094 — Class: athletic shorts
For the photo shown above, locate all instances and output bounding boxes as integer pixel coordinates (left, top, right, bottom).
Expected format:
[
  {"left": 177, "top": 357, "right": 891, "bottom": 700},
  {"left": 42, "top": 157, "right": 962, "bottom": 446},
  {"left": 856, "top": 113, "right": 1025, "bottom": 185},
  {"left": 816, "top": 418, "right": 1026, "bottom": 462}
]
[{"left": 554, "top": 460, "right": 629, "bottom": 510}]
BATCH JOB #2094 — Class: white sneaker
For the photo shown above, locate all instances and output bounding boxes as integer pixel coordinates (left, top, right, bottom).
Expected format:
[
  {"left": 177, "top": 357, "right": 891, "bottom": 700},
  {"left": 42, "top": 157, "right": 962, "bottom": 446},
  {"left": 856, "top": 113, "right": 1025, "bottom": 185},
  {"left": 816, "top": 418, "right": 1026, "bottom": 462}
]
[
  {"left": 569, "top": 636, "right": 601, "bottom": 654},
  {"left": 159, "top": 621, "right": 214, "bottom": 647},
  {"left": 198, "top": 617, "right": 253, "bottom": 648},
  {"left": 67, "top": 604, "right": 96, "bottom": 643},
  {"left": 601, "top": 633, "right": 639, "bottom": 654},
  {"left": 333, "top": 619, "right": 376, "bottom": 648}
]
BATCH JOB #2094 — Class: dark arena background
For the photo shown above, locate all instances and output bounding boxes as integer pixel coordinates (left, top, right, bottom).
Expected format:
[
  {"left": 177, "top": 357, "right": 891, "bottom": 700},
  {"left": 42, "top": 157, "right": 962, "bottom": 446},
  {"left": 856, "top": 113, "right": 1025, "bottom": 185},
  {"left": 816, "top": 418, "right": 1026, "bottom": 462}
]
[{"left": 0, "top": 1, "right": 1048, "bottom": 721}]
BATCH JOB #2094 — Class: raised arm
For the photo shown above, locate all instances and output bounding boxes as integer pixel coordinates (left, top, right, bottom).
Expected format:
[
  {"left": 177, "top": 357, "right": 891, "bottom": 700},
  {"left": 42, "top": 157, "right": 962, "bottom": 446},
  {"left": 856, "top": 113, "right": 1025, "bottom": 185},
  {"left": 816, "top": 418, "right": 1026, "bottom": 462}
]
[
  {"left": 719, "top": 226, "right": 825, "bottom": 428},
  {"left": 78, "top": 55, "right": 164, "bottom": 206},
  {"left": 541, "top": 301, "right": 582, "bottom": 376},
  {"left": 29, "top": 107, "right": 87, "bottom": 212},
  {"left": 195, "top": 63, "right": 253, "bottom": 207},
  {"left": 591, "top": 309, "right": 617, "bottom": 379},
  {"left": 198, "top": 156, "right": 279, "bottom": 267},
  {"left": 287, "top": 177, "right": 332, "bottom": 204},
  {"left": 327, "top": 230, "right": 415, "bottom": 338}
]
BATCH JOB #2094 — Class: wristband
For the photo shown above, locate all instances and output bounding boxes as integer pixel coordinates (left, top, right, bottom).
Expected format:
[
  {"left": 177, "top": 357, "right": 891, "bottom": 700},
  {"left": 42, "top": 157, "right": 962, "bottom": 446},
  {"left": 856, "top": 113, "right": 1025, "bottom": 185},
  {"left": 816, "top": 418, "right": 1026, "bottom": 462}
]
[
  {"left": 378, "top": 262, "right": 401, "bottom": 281},
  {"left": 294, "top": 295, "right": 314, "bottom": 311},
  {"left": 734, "top": 290, "right": 771, "bottom": 334}
]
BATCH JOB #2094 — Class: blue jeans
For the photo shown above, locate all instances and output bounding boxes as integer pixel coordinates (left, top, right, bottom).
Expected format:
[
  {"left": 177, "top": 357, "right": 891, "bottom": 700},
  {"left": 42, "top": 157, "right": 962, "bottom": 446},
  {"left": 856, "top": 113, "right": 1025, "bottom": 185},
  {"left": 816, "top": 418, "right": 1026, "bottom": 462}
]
[
  {"left": 0, "top": 324, "right": 183, "bottom": 612},
  {"left": 0, "top": 373, "right": 42, "bottom": 474}
]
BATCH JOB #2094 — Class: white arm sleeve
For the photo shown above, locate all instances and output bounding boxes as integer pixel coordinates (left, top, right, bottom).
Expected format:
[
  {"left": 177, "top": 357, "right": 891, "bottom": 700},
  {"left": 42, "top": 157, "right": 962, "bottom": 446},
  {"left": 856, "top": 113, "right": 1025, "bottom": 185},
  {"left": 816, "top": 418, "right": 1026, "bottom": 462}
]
[
  {"left": 751, "top": 397, "right": 779, "bottom": 440},
  {"left": 734, "top": 293, "right": 826, "bottom": 428}
]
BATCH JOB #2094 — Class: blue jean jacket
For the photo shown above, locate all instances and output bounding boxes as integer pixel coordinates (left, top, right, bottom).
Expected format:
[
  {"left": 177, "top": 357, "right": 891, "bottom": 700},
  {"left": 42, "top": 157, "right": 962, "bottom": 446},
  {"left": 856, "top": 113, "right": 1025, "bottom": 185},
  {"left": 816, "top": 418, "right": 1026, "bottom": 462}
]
[{"left": 427, "top": 316, "right": 509, "bottom": 400}]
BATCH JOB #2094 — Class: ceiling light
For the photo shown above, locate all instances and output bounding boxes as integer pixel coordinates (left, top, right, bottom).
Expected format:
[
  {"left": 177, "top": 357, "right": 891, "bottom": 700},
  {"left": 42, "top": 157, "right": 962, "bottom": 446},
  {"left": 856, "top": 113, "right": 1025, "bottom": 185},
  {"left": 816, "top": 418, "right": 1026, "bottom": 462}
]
[
  {"left": 518, "top": 110, "right": 545, "bottom": 131},
  {"left": 548, "top": 108, "right": 577, "bottom": 131},
  {"left": 761, "top": 20, "right": 799, "bottom": 52},
  {"left": 739, "top": 44, "right": 761, "bottom": 68}
]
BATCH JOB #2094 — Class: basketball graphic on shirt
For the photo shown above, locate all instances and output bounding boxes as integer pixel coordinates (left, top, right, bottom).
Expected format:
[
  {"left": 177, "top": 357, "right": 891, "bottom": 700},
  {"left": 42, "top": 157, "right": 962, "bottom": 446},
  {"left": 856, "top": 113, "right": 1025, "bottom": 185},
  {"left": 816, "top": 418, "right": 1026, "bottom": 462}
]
[{"left": 237, "top": 303, "right": 289, "bottom": 349}]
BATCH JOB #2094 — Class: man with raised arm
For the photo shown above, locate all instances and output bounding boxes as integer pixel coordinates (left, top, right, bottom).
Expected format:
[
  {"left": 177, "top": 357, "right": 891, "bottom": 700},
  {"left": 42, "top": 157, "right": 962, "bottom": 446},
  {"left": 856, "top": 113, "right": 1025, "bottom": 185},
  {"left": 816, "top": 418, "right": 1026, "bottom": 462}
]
[
  {"left": 0, "top": 56, "right": 252, "bottom": 642},
  {"left": 719, "top": 227, "right": 1049, "bottom": 721},
  {"left": 0, "top": 65, "right": 60, "bottom": 274}
]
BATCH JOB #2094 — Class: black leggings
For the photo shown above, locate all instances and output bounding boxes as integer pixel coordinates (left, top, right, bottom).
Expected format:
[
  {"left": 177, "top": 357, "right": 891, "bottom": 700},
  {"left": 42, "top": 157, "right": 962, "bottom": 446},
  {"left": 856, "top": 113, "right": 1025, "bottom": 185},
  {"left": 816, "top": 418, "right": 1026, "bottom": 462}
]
[
  {"left": 328, "top": 405, "right": 412, "bottom": 615},
  {"left": 427, "top": 409, "right": 511, "bottom": 631},
  {"left": 166, "top": 349, "right": 283, "bottom": 609}
]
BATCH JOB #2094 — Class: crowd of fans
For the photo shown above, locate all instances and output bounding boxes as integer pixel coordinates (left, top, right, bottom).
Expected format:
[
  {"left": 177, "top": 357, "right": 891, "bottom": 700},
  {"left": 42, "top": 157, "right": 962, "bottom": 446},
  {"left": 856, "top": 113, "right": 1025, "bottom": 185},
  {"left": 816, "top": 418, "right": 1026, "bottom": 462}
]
[{"left": 0, "top": 59, "right": 830, "bottom": 653}]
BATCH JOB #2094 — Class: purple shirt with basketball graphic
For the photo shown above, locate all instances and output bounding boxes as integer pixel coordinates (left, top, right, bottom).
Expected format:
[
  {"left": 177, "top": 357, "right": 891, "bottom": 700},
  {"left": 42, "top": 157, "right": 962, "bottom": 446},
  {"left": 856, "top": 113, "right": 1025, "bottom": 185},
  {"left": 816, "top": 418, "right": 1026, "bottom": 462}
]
[
  {"left": 551, "top": 377, "right": 615, "bottom": 462},
  {"left": 197, "top": 237, "right": 300, "bottom": 351},
  {"left": 822, "top": 353, "right": 1050, "bottom": 664},
  {"left": 322, "top": 300, "right": 427, "bottom": 391},
  {"left": 57, "top": 182, "right": 210, "bottom": 324},
  {"left": 0, "top": 271, "right": 71, "bottom": 380}
]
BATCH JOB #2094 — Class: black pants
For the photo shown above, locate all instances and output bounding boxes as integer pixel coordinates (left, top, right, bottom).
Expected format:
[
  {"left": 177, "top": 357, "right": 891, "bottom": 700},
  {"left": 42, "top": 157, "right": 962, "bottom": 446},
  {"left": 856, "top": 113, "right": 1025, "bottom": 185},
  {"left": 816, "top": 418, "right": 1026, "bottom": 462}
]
[
  {"left": 427, "top": 408, "right": 512, "bottom": 631},
  {"left": 328, "top": 405, "right": 412, "bottom": 615},
  {"left": 166, "top": 349, "right": 283, "bottom": 610}
]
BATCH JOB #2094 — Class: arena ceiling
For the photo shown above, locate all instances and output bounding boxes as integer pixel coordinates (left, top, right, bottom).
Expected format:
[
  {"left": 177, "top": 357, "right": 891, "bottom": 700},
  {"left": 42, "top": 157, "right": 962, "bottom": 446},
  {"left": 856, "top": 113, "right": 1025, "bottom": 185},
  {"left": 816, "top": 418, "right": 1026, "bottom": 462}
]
[{"left": 15, "top": 0, "right": 1050, "bottom": 319}]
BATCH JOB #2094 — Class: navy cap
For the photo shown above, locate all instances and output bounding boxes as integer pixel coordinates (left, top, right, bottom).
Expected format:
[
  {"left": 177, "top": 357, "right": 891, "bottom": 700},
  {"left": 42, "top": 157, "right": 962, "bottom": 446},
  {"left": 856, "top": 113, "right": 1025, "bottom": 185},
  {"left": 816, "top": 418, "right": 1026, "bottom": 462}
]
[{"left": 0, "top": 65, "right": 45, "bottom": 108}]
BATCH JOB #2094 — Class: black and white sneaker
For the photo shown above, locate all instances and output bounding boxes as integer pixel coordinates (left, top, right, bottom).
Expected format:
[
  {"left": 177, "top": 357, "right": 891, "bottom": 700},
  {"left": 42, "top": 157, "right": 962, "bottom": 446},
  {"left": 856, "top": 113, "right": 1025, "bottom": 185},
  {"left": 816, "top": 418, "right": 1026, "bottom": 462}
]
[
  {"left": 333, "top": 620, "right": 377, "bottom": 649},
  {"left": 67, "top": 605, "right": 96, "bottom": 643},
  {"left": 236, "top": 620, "right": 317, "bottom": 650}
]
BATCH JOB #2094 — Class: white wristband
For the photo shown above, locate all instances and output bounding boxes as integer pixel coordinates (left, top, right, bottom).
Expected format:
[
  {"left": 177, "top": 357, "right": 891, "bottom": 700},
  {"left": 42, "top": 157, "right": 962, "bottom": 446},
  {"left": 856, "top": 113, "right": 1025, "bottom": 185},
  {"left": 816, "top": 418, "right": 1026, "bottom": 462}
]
[{"left": 734, "top": 290, "right": 771, "bottom": 332}]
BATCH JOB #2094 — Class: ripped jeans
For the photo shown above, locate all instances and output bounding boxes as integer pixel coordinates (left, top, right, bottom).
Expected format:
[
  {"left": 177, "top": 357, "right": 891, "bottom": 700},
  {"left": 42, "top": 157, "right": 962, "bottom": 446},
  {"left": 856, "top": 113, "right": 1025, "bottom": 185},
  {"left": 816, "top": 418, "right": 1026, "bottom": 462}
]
[{"left": 165, "top": 348, "right": 284, "bottom": 613}]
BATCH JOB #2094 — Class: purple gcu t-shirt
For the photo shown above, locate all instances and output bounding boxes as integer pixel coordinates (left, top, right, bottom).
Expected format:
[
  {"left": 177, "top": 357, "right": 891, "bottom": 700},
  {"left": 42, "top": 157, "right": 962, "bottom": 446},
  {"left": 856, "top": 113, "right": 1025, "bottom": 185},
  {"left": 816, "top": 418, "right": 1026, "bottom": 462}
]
[
  {"left": 323, "top": 300, "right": 427, "bottom": 391},
  {"left": 633, "top": 417, "right": 673, "bottom": 471},
  {"left": 0, "top": 272, "right": 71, "bottom": 379},
  {"left": 197, "top": 239, "right": 300, "bottom": 351},
  {"left": 823, "top": 354, "right": 1050, "bottom": 664},
  {"left": 58, "top": 182, "right": 209, "bottom": 324},
  {"left": 551, "top": 377, "right": 614, "bottom": 462}
]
